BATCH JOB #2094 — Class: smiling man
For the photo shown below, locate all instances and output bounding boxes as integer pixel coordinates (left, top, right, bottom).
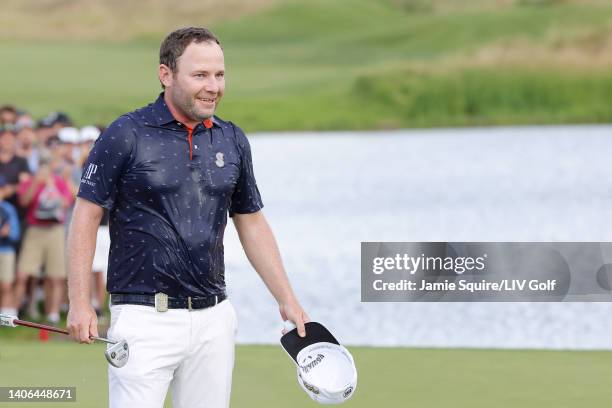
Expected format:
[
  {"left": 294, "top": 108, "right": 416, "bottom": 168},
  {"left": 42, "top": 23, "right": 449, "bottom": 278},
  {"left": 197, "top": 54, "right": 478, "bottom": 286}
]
[{"left": 66, "top": 27, "right": 309, "bottom": 408}]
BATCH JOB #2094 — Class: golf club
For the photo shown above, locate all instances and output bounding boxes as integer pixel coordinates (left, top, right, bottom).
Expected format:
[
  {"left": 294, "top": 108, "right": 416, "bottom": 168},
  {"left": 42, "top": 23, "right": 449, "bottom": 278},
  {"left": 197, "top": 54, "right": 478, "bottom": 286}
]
[{"left": 0, "top": 313, "right": 129, "bottom": 368}]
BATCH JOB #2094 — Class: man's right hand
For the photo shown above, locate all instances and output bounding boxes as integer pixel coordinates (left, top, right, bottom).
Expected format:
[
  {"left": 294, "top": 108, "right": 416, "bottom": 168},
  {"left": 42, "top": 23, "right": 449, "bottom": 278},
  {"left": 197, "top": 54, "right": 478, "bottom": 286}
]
[{"left": 67, "top": 302, "right": 99, "bottom": 344}]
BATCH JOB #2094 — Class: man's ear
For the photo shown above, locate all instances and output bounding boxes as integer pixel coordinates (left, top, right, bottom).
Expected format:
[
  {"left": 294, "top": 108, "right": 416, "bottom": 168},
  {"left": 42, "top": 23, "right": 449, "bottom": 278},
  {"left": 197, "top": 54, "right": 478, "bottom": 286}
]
[{"left": 159, "top": 64, "right": 174, "bottom": 88}]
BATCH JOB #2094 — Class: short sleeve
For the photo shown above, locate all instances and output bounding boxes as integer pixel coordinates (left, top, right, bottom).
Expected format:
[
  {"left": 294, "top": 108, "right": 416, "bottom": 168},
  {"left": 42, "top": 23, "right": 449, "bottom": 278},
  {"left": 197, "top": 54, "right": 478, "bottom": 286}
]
[
  {"left": 229, "top": 124, "right": 263, "bottom": 217},
  {"left": 77, "top": 115, "right": 135, "bottom": 210}
]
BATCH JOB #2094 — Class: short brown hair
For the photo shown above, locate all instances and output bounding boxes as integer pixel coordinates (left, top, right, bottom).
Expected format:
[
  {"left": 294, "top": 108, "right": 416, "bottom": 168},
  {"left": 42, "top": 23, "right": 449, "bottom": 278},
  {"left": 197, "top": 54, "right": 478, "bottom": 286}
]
[{"left": 159, "top": 27, "right": 220, "bottom": 73}]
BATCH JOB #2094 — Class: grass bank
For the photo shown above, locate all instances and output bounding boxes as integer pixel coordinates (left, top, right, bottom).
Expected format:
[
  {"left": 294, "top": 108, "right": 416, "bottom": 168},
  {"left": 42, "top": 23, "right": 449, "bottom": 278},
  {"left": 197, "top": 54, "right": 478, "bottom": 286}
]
[
  {"left": 353, "top": 68, "right": 612, "bottom": 128},
  {"left": 1, "top": 0, "right": 612, "bottom": 131}
]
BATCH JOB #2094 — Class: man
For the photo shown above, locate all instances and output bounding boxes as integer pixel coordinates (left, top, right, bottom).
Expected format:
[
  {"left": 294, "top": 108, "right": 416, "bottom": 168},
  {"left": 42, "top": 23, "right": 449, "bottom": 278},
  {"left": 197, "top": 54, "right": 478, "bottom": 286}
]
[{"left": 67, "top": 27, "right": 309, "bottom": 408}]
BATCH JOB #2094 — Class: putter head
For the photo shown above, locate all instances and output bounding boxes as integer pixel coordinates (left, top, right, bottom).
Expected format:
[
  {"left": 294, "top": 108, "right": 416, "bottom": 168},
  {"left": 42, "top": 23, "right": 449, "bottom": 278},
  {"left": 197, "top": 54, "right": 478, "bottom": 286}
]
[
  {"left": 105, "top": 339, "right": 129, "bottom": 368},
  {"left": 0, "top": 314, "right": 16, "bottom": 327}
]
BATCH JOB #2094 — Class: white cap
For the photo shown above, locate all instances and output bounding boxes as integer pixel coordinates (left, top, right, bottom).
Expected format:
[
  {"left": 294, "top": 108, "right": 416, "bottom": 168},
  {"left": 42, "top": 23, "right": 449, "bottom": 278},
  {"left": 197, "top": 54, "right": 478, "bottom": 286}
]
[
  {"left": 296, "top": 342, "right": 357, "bottom": 404},
  {"left": 58, "top": 126, "right": 80, "bottom": 144},
  {"left": 80, "top": 126, "right": 101, "bottom": 142}
]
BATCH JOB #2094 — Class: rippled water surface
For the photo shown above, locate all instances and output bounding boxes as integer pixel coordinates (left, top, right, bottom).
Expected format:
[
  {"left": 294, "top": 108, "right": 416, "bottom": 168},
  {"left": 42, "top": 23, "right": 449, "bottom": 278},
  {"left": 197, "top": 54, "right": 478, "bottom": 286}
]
[{"left": 225, "top": 125, "right": 612, "bottom": 349}]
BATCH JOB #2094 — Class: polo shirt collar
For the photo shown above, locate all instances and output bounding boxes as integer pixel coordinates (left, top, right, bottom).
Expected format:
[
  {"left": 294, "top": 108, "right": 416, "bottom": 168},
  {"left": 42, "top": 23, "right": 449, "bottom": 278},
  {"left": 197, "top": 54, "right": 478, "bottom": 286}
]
[{"left": 151, "top": 93, "right": 219, "bottom": 129}]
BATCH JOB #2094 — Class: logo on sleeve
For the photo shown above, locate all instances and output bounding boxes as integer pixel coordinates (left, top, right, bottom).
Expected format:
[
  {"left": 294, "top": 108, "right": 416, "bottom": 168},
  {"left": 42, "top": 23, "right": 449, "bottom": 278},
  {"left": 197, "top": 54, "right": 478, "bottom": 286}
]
[
  {"left": 84, "top": 163, "right": 98, "bottom": 180},
  {"left": 81, "top": 163, "right": 98, "bottom": 186}
]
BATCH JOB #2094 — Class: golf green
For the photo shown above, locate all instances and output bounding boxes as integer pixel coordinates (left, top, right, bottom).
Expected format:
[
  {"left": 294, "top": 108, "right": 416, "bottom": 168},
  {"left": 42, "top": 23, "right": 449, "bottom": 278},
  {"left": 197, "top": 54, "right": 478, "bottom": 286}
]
[{"left": 0, "top": 339, "right": 611, "bottom": 407}]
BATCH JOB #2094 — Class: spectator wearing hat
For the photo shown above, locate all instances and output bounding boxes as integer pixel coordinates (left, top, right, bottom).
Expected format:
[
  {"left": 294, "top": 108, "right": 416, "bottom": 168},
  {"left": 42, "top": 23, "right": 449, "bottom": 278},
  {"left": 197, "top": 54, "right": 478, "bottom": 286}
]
[
  {"left": 41, "top": 111, "right": 73, "bottom": 133},
  {"left": 56, "top": 127, "right": 81, "bottom": 194},
  {"left": 76, "top": 126, "right": 101, "bottom": 168},
  {"left": 14, "top": 113, "right": 35, "bottom": 133},
  {"left": 36, "top": 121, "right": 57, "bottom": 148},
  {"left": 34, "top": 111, "right": 73, "bottom": 149}
]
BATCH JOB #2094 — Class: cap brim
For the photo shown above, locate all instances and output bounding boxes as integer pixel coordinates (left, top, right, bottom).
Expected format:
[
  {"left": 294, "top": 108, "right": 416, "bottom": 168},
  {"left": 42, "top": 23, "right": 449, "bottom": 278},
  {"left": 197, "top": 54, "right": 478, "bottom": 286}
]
[{"left": 281, "top": 321, "right": 339, "bottom": 363}]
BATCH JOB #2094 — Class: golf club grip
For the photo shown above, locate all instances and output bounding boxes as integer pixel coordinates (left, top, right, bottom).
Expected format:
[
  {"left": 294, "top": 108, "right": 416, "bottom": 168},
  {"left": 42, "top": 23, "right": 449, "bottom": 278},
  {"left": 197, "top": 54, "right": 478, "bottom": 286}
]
[{"left": 14, "top": 319, "right": 69, "bottom": 335}]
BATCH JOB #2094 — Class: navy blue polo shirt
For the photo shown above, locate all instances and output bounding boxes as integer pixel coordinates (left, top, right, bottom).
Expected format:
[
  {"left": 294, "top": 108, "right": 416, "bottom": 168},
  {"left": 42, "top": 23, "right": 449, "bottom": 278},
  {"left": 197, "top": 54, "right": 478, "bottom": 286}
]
[{"left": 78, "top": 93, "right": 263, "bottom": 297}]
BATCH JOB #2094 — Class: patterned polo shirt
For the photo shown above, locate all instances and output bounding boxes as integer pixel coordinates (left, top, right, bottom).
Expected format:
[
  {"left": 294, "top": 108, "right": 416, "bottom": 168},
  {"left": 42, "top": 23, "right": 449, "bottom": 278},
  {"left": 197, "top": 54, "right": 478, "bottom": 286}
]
[{"left": 78, "top": 93, "right": 263, "bottom": 297}]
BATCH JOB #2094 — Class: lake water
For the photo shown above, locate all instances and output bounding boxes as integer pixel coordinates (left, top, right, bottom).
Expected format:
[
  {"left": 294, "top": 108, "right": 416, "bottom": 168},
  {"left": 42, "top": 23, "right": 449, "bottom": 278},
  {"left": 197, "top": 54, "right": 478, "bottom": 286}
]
[{"left": 224, "top": 124, "right": 612, "bottom": 349}]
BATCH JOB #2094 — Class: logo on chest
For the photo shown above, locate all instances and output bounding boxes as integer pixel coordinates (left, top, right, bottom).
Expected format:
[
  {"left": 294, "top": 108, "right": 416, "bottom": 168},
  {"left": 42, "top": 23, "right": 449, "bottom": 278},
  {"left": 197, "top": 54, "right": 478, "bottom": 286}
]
[{"left": 215, "top": 152, "right": 225, "bottom": 168}]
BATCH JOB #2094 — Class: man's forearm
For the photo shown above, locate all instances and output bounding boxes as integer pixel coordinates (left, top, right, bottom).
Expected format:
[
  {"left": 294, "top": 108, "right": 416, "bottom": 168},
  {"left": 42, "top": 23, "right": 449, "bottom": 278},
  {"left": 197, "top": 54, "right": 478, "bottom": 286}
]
[
  {"left": 234, "top": 212, "right": 297, "bottom": 305},
  {"left": 67, "top": 202, "right": 102, "bottom": 305}
]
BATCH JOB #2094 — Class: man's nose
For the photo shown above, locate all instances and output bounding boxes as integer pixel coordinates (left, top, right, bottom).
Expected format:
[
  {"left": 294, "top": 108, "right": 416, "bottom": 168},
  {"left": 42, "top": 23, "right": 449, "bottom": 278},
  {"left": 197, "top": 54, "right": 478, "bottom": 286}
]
[{"left": 204, "top": 78, "right": 219, "bottom": 93}]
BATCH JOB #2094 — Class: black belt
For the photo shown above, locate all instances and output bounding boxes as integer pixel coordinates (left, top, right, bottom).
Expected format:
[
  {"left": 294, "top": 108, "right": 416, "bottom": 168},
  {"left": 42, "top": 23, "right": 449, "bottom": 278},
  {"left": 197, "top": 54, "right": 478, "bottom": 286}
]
[{"left": 110, "top": 292, "right": 226, "bottom": 311}]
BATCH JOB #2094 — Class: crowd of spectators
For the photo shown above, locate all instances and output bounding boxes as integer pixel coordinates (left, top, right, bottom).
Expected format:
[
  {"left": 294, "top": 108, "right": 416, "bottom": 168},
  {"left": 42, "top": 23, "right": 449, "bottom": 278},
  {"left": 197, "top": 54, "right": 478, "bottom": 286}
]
[{"left": 0, "top": 104, "right": 109, "bottom": 324}]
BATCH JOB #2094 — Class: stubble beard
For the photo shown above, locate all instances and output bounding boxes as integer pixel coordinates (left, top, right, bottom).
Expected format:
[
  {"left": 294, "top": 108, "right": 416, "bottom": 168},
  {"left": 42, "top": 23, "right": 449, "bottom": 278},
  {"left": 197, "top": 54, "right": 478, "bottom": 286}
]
[
  {"left": 189, "top": 102, "right": 212, "bottom": 122},
  {"left": 171, "top": 87, "right": 214, "bottom": 123}
]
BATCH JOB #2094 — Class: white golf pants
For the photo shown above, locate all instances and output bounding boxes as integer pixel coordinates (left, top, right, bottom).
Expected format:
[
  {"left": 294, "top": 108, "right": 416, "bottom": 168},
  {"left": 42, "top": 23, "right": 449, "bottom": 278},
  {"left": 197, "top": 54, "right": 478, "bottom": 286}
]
[{"left": 107, "top": 299, "right": 237, "bottom": 408}]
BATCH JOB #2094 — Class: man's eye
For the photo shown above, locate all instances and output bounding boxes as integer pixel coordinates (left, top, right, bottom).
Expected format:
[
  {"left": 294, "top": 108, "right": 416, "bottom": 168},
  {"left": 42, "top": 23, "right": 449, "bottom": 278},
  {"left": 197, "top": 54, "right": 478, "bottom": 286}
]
[
  {"left": 195, "top": 74, "right": 205, "bottom": 78},
  {"left": 216, "top": 73, "right": 225, "bottom": 78}
]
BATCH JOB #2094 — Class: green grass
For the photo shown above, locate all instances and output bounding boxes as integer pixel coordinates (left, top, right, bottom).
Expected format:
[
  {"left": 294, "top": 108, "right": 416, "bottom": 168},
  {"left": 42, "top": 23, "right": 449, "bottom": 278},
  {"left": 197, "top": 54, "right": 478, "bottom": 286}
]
[
  {"left": 354, "top": 68, "right": 612, "bottom": 127},
  {"left": 1, "top": 0, "right": 612, "bottom": 130},
  {"left": 1, "top": 338, "right": 611, "bottom": 407}
]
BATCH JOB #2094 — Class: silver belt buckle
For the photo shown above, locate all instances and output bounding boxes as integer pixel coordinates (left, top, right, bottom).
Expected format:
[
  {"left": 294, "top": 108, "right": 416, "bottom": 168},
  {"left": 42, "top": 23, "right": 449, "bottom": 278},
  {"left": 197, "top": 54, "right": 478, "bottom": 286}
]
[{"left": 155, "top": 293, "right": 169, "bottom": 312}]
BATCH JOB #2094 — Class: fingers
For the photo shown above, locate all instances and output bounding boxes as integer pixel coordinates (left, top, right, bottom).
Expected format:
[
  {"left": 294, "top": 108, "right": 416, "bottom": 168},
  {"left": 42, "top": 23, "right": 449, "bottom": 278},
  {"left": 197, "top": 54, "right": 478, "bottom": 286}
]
[
  {"left": 79, "top": 323, "right": 93, "bottom": 344},
  {"left": 288, "top": 311, "right": 307, "bottom": 338},
  {"left": 67, "top": 322, "right": 75, "bottom": 340},
  {"left": 296, "top": 317, "right": 306, "bottom": 338},
  {"left": 67, "top": 311, "right": 79, "bottom": 342},
  {"left": 67, "top": 307, "right": 96, "bottom": 344},
  {"left": 67, "top": 319, "right": 84, "bottom": 343},
  {"left": 89, "top": 316, "right": 99, "bottom": 339},
  {"left": 279, "top": 303, "right": 308, "bottom": 337}
]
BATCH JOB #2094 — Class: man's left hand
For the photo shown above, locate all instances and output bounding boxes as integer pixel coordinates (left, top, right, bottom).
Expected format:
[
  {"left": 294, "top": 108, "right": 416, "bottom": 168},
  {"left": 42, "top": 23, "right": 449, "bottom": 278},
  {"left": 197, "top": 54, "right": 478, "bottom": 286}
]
[{"left": 280, "top": 299, "right": 309, "bottom": 338}]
